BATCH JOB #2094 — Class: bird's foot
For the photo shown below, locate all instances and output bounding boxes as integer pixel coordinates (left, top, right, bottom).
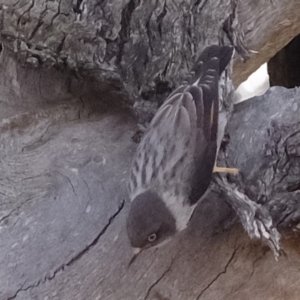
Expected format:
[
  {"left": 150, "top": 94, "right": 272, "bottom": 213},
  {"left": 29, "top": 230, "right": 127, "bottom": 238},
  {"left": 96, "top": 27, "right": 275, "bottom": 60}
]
[
  {"left": 216, "top": 177, "right": 281, "bottom": 260},
  {"left": 213, "top": 165, "right": 239, "bottom": 175}
]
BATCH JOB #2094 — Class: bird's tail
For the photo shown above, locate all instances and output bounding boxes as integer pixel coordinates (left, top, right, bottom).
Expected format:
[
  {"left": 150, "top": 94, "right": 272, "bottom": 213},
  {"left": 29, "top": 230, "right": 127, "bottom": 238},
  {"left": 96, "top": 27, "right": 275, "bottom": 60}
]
[
  {"left": 192, "top": 45, "right": 234, "bottom": 82},
  {"left": 192, "top": 45, "right": 233, "bottom": 142}
]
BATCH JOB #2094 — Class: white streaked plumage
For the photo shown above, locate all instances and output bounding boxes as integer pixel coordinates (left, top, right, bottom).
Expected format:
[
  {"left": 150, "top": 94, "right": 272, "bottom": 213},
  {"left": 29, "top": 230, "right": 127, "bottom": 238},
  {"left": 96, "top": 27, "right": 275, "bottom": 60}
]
[{"left": 126, "top": 45, "right": 234, "bottom": 250}]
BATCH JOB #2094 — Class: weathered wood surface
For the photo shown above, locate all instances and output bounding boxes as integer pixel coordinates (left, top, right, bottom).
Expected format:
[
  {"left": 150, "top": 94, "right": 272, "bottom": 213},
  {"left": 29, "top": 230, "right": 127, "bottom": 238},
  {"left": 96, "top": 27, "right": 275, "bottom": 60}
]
[
  {"left": 233, "top": 0, "right": 300, "bottom": 85},
  {"left": 0, "top": 51, "right": 300, "bottom": 299},
  {"left": 0, "top": 0, "right": 300, "bottom": 300},
  {"left": 1, "top": 0, "right": 300, "bottom": 108}
]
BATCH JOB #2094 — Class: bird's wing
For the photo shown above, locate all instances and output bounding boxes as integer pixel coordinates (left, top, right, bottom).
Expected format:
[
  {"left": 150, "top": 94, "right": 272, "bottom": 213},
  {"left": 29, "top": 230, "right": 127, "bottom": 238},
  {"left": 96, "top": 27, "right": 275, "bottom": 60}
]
[
  {"left": 186, "top": 85, "right": 218, "bottom": 205},
  {"left": 128, "top": 89, "right": 199, "bottom": 200},
  {"left": 129, "top": 45, "right": 233, "bottom": 204},
  {"left": 187, "top": 45, "right": 234, "bottom": 204}
]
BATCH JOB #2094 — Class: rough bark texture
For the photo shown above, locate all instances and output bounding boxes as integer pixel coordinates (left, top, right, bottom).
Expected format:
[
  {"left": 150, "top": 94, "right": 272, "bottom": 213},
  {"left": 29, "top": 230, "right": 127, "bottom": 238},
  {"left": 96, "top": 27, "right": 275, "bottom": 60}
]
[
  {"left": 233, "top": 0, "right": 300, "bottom": 85},
  {"left": 0, "top": 1, "right": 300, "bottom": 300},
  {"left": 1, "top": 56, "right": 300, "bottom": 300},
  {"left": 1, "top": 0, "right": 300, "bottom": 112}
]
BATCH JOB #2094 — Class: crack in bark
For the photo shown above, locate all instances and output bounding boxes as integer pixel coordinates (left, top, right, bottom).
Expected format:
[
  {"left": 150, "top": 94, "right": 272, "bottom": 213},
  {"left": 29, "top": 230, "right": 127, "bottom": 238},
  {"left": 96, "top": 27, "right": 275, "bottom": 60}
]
[
  {"left": 232, "top": 250, "right": 268, "bottom": 296},
  {"left": 7, "top": 282, "right": 37, "bottom": 300},
  {"left": 195, "top": 246, "right": 238, "bottom": 300},
  {"left": 28, "top": 5, "right": 48, "bottom": 40},
  {"left": 21, "top": 125, "right": 52, "bottom": 152},
  {"left": 194, "top": 0, "right": 209, "bottom": 11},
  {"left": 13, "top": 0, "right": 20, "bottom": 7},
  {"left": 6, "top": 200, "right": 125, "bottom": 300},
  {"left": 222, "top": 0, "right": 251, "bottom": 61},
  {"left": 54, "top": 171, "right": 78, "bottom": 198},
  {"left": 156, "top": 0, "right": 167, "bottom": 38},
  {"left": 0, "top": 197, "right": 35, "bottom": 225},
  {"left": 49, "top": 0, "right": 63, "bottom": 27},
  {"left": 277, "top": 210, "right": 297, "bottom": 228},
  {"left": 144, "top": 258, "right": 175, "bottom": 300},
  {"left": 17, "top": 0, "right": 35, "bottom": 26},
  {"left": 249, "top": 253, "right": 265, "bottom": 280},
  {"left": 66, "top": 199, "right": 125, "bottom": 266},
  {"left": 117, "top": 0, "right": 141, "bottom": 64},
  {"left": 145, "top": 10, "right": 154, "bottom": 53},
  {"left": 73, "top": 0, "right": 83, "bottom": 15},
  {"left": 56, "top": 33, "right": 67, "bottom": 54},
  {"left": 275, "top": 131, "right": 300, "bottom": 189}
]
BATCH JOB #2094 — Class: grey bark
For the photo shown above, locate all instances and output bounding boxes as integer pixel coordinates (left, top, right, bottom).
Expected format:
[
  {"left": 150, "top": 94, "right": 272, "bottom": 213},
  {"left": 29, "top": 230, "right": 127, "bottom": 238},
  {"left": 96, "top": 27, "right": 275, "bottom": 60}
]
[
  {"left": 0, "top": 1, "right": 300, "bottom": 300},
  {"left": 2, "top": 0, "right": 300, "bottom": 109}
]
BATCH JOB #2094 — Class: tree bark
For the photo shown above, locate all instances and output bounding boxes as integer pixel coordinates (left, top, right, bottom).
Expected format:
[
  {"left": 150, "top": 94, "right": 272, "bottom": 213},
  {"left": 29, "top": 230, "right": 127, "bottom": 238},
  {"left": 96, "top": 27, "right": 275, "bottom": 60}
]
[
  {"left": 0, "top": 1, "right": 300, "bottom": 300},
  {"left": 1, "top": 0, "right": 300, "bottom": 107}
]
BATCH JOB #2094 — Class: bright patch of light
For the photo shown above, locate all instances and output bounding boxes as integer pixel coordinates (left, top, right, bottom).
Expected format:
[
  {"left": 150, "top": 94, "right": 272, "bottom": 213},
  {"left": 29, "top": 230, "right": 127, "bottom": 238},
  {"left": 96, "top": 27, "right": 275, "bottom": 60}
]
[{"left": 235, "top": 63, "right": 270, "bottom": 102}]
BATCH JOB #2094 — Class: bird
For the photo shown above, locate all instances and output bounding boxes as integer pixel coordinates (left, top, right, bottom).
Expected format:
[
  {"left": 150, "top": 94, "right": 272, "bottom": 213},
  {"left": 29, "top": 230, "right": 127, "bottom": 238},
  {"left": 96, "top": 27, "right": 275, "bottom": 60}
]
[{"left": 126, "top": 45, "right": 237, "bottom": 261}]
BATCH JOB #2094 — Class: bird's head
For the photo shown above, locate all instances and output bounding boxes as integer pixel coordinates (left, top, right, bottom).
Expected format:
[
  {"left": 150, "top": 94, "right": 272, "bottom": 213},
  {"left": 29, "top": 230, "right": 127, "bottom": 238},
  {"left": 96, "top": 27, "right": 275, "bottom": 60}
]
[{"left": 126, "top": 191, "right": 177, "bottom": 258}]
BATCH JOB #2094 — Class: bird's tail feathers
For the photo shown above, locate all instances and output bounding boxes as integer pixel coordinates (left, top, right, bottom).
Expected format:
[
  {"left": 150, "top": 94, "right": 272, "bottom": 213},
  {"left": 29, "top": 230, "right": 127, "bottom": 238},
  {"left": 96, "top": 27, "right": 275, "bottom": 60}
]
[
  {"left": 192, "top": 45, "right": 233, "bottom": 142},
  {"left": 192, "top": 45, "right": 233, "bottom": 87}
]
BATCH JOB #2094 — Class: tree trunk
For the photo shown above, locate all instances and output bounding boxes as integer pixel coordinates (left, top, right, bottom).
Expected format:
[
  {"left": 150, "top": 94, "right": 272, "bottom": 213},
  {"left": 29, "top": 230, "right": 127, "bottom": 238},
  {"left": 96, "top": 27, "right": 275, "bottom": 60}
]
[{"left": 0, "top": 1, "right": 300, "bottom": 300}]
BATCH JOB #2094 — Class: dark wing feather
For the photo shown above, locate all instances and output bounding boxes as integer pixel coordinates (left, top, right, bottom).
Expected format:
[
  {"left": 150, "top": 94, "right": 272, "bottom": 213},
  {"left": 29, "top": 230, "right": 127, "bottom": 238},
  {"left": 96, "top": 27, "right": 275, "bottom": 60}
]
[
  {"left": 129, "top": 45, "right": 233, "bottom": 205},
  {"left": 128, "top": 91, "right": 197, "bottom": 199},
  {"left": 185, "top": 82, "right": 218, "bottom": 205},
  {"left": 187, "top": 45, "right": 233, "bottom": 205}
]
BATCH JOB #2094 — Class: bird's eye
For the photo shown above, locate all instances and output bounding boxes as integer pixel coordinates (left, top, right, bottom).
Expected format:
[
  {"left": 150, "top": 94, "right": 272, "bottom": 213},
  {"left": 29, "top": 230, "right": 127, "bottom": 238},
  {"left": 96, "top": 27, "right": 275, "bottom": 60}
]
[{"left": 148, "top": 233, "right": 157, "bottom": 242}]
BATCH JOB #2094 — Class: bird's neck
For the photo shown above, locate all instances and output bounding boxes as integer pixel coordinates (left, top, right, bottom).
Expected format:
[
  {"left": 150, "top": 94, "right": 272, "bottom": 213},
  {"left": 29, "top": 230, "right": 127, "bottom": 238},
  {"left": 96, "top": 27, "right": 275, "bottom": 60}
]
[{"left": 161, "top": 191, "right": 196, "bottom": 232}]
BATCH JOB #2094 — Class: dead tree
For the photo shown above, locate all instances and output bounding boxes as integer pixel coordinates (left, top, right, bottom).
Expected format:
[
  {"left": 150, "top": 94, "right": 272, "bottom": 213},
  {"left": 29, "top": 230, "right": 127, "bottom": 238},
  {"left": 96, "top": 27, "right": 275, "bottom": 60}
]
[{"left": 0, "top": 1, "right": 300, "bottom": 299}]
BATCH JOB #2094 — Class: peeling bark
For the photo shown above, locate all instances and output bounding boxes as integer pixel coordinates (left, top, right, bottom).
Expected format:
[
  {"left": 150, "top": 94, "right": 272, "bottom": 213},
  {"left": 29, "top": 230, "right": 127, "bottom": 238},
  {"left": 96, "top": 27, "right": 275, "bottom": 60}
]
[{"left": 1, "top": 0, "right": 300, "bottom": 118}]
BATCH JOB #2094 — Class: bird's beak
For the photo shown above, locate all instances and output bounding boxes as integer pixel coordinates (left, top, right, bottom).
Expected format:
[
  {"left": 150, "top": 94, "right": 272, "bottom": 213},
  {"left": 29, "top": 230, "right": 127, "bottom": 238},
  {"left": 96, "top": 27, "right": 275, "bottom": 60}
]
[
  {"left": 133, "top": 247, "right": 141, "bottom": 255},
  {"left": 128, "top": 248, "right": 142, "bottom": 267}
]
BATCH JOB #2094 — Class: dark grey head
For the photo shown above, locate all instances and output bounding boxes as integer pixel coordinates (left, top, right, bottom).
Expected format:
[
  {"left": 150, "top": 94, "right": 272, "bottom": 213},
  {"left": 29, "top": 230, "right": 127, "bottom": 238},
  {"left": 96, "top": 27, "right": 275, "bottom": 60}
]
[{"left": 126, "top": 191, "right": 177, "bottom": 250}]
